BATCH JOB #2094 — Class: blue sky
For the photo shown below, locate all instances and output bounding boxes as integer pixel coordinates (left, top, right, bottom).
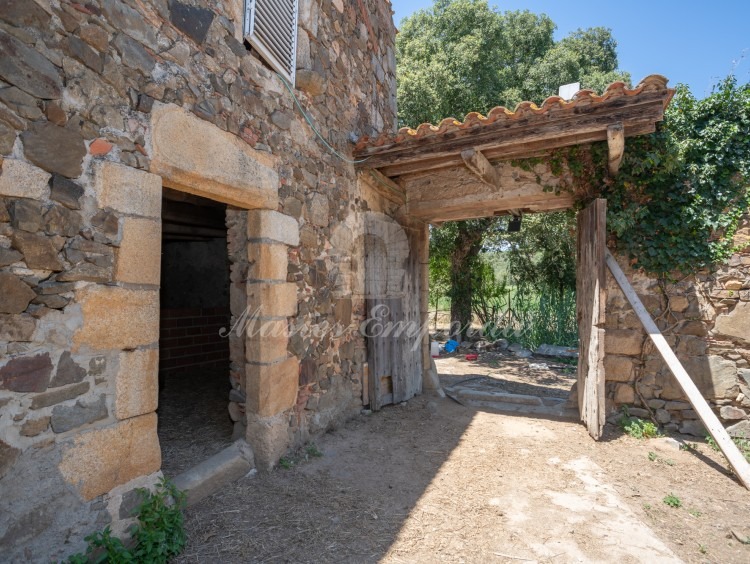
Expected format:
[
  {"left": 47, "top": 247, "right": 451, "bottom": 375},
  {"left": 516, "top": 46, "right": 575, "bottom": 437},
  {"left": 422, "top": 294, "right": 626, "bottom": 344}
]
[{"left": 391, "top": 1, "right": 750, "bottom": 98}]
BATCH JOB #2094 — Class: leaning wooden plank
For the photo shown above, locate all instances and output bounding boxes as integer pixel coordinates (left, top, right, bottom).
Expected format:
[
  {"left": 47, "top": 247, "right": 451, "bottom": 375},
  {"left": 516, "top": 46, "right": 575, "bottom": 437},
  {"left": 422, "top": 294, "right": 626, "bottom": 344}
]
[{"left": 605, "top": 251, "right": 750, "bottom": 489}]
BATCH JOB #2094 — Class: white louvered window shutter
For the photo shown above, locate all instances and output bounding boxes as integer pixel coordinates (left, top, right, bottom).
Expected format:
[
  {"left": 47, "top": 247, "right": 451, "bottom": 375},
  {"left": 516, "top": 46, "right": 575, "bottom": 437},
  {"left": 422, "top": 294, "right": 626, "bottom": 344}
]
[{"left": 244, "top": 0, "right": 299, "bottom": 84}]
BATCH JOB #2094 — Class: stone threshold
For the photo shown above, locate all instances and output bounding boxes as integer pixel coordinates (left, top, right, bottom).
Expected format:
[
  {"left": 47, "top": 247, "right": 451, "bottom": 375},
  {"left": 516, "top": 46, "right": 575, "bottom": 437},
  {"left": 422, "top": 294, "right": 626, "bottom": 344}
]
[
  {"left": 172, "top": 440, "right": 256, "bottom": 507},
  {"left": 444, "top": 385, "right": 579, "bottom": 420}
]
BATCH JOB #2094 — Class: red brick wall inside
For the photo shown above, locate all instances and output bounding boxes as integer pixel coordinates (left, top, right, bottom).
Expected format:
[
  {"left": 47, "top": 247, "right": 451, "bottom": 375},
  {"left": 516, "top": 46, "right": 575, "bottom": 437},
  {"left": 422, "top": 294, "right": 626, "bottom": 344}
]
[{"left": 160, "top": 308, "right": 231, "bottom": 373}]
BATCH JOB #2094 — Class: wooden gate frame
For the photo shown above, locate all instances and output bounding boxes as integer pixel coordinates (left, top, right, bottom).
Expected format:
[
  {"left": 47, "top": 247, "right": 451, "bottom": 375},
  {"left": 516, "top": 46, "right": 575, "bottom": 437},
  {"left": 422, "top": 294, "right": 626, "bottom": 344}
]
[{"left": 576, "top": 199, "right": 607, "bottom": 439}]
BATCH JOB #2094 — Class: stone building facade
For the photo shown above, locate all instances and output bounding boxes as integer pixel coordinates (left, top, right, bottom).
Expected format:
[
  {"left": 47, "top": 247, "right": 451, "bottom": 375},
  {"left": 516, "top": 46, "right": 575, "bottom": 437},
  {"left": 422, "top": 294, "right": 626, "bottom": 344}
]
[
  {"left": 0, "top": 0, "right": 400, "bottom": 559},
  {"left": 0, "top": 0, "right": 748, "bottom": 560}
]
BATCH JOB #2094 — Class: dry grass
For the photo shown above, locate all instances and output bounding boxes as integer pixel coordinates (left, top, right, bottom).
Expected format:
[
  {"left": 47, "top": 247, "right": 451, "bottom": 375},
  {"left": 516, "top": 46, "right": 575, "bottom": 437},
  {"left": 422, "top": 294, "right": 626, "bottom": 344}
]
[{"left": 176, "top": 470, "right": 401, "bottom": 563}]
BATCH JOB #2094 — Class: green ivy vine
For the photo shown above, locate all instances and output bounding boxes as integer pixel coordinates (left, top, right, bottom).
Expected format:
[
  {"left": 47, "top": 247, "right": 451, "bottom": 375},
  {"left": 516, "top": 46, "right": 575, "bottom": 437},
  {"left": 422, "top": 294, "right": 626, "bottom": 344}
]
[
  {"left": 511, "top": 144, "right": 608, "bottom": 199},
  {"left": 602, "top": 76, "right": 750, "bottom": 275},
  {"left": 512, "top": 76, "right": 750, "bottom": 276}
]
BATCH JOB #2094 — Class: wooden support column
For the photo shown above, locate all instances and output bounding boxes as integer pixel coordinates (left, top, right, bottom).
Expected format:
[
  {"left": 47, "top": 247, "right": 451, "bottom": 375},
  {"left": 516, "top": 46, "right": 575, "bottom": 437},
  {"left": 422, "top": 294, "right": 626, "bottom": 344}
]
[
  {"left": 417, "top": 223, "right": 431, "bottom": 384},
  {"left": 607, "top": 123, "right": 625, "bottom": 176}
]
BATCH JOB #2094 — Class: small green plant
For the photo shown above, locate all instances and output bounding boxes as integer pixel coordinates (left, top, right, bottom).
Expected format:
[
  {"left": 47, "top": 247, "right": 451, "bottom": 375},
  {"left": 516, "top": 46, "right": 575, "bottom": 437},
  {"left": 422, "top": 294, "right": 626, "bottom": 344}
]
[
  {"left": 305, "top": 443, "right": 323, "bottom": 459},
  {"left": 689, "top": 509, "right": 702, "bottom": 518},
  {"left": 66, "top": 478, "right": 186, "bottom": 563},
  {"left": 278, "top": 457, "right": 294, "bottom": 469},
  {"left": 698, "top": 544, "right": 708, "bottom": 555},
  {"left": 619, "top": 409, "right": 661, "bottom": 439},
  {"left": 735, "top": 437, "right": 750, "bottom": 462},
  {"left": 643, "top": 503, "right": 652, "bottom": 510},
  {"left": 663, "top": 494, "right": 682, "bottom": 508},
  {"left": 648, "top": 451, "right": 675, "bottom": 466},
  {"left": 65, "top": 527, "right": 131, "bottom": 564},
  {"left": 681, "top": 442, "right": 700, "bottom": 453},
  {"left": 130, "top": 479, "right": 186, "bottom": 562},
  {"left": 706, "top": 434, "right": 750, "bottom": 462},
  {"left": 706, "top": 435, "right": 719, "bottom": 452}
]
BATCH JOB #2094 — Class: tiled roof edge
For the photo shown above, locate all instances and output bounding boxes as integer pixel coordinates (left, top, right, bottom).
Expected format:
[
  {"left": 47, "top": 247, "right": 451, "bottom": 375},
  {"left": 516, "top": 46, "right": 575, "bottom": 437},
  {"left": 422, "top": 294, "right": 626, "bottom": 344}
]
[{"left": 356, "top": 75, "right": 671, "bottom": 150}]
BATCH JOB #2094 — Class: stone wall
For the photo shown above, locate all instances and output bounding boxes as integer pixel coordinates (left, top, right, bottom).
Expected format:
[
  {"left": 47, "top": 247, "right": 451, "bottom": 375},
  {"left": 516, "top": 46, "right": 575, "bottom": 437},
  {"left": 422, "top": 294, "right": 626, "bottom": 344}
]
[
  {"left": 0, "top": 0, "right": 398, "bottom": 559},
  {"left": 605, "top": 220, "right": 750, "bottom": 438}
]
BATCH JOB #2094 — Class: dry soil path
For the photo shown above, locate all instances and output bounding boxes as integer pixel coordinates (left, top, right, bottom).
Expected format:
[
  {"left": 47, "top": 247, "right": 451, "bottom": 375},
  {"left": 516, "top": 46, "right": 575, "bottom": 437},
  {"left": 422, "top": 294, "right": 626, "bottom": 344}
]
[{"left": 177, "top": 389, "right": 750, "bottom": 563}]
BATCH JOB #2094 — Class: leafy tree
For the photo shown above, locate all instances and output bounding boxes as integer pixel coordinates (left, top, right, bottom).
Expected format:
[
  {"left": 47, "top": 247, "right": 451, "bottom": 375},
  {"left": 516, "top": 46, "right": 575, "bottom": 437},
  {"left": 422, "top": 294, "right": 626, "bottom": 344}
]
[
  {"left": 397, "top": 0, "right": 628, "bottom": 337},
  {"left": 429, "top": 219, "right": 495, "bottom": 338},
  {"left": 498, "top": 210, "right": 578, "bottom": 296}
]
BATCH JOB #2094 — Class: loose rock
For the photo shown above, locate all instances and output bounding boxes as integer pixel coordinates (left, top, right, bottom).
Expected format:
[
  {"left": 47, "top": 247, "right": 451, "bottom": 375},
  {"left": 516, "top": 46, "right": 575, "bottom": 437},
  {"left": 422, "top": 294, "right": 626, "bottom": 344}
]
[
  {"left": 50, "top": 352, "right": 87, "bottom": 388},
  {"left": 51, "top": 395, "right": 108, "bottom": 433},
  {"left": 50, "top": 176, "right": 84, "bottom": 210},
  {"left": 0, "top": 29, "right": 62, "bottom": 99},
  {"left": 169, "top": 1, "right": 215, "bottom": 45},
  {"left": 31, "top": 382, "right": 90, "bottom": 410}
]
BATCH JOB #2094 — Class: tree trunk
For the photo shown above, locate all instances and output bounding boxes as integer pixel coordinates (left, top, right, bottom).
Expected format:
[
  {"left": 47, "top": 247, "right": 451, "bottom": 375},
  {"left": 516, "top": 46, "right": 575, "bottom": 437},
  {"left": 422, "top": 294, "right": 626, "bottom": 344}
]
[{"left": 448, "top": 221, "right": 488, "bottom": 341}]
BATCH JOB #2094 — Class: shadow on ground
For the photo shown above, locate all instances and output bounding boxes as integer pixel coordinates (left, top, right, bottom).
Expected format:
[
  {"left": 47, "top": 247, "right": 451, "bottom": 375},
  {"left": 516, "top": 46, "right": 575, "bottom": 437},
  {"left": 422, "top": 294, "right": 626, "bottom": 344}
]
[
  {"left": 172, "top": 360, "right": 748, "bottom": 563},
  {"left": 157, "top": 366, "right": 234, "bottom": 478},
  {"left": 175, "top": 397, "right": 475, "bottom": 562}
]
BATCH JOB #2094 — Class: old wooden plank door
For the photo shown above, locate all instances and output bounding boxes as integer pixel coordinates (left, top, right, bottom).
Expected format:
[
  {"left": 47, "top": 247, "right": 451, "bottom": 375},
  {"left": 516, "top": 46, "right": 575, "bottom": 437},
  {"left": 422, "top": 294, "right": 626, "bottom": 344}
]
[
  {"left": 576, "top": 198, "right": 607, "bottom": 439},
  {"left": 364, "top": 216, "right": 423, "bottom": 411}
]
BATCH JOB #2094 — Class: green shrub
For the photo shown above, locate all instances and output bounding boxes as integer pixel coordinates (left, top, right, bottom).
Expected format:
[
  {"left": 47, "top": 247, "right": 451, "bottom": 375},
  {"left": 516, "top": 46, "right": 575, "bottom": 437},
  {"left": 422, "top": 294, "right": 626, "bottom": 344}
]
[
  {"left": 706, "top": 434, "right": 750, "bottom": 462},
  {"left": 66, "top": 478, "right": 186, "bottom": 564},
  {"left": 619, "top": 409, "right": 660, "bottom": 439},
  {"left": 663, "top": 494, "right": 682, "bottom": 508}
]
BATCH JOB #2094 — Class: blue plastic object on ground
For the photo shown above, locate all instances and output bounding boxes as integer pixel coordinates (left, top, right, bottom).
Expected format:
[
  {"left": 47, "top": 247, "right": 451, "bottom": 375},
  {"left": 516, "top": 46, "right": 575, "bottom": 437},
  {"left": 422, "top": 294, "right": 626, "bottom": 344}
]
[{"left": 444, "top": 340, "right": 459, "bottom": 353}]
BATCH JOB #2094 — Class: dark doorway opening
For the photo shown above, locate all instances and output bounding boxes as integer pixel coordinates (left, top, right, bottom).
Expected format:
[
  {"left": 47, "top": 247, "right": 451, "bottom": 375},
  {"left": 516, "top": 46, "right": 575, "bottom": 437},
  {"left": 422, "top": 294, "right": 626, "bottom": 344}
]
[{"left": 158, "top": 188, "right": 234, "bottom": 477}]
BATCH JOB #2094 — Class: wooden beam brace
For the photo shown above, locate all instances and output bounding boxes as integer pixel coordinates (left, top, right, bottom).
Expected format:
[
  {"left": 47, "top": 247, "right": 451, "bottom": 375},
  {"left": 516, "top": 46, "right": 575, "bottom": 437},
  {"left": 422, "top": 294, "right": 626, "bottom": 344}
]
[
  {"left": 365, "top": 169, "right": 406, "bottom": 205},
  {"left": 607, "top": 123, "right": 625, "bottom": 176},
  {"left": 461, "top": 149, "right": 500, "bottom": 188},
  {"left": 409, "top": 195, "right": 575, "bottom": 223},
  {"left": 606, "top": 250, "right": 750, "bottom": 489}
]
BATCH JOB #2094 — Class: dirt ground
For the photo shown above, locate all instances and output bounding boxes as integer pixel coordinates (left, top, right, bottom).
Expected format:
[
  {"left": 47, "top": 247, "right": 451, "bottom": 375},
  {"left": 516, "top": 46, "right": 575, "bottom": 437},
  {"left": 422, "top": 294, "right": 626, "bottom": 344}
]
[
  {"left": 437, "top": 350, "right": 577, "bottom": 399},
  {"left": 158, "top": 365, "right": 234, "bottom": 478},
  {"left": 176, "top": 357, "right": 750, "bottom": 564}
]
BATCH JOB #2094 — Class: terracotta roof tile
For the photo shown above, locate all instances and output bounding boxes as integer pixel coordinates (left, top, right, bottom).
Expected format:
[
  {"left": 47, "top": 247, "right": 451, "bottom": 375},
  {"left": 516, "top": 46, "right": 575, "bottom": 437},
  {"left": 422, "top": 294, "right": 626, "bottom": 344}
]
[{"left": 356, "top": 75, "right": 672, "bottom": 151}]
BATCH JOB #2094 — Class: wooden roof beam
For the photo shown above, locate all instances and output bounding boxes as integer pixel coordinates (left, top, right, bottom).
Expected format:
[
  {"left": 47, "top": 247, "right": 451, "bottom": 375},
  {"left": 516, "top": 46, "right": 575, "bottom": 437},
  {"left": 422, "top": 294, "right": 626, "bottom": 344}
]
[
  {"left": 408, "top": 192, "right": 575, "bottom": 223},
  {"left": 355, "top": 92, "right": 667, "bottom": 172},
  {"left": 371, "top": 119, "right": 659, "bottom": 178},
  {"left": 461, "top": 149, "right": 500, "bottom": 188},
  {"left": 607, "top": 123, "right": 625, "bottom": 176}
]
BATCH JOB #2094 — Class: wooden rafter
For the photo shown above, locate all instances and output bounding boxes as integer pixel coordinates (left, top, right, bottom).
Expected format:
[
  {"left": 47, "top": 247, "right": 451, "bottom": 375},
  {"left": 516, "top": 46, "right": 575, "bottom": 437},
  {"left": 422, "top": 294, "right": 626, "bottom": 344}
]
[{"left": 363, "top": 169, "right": 406, "bottom": 205}]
